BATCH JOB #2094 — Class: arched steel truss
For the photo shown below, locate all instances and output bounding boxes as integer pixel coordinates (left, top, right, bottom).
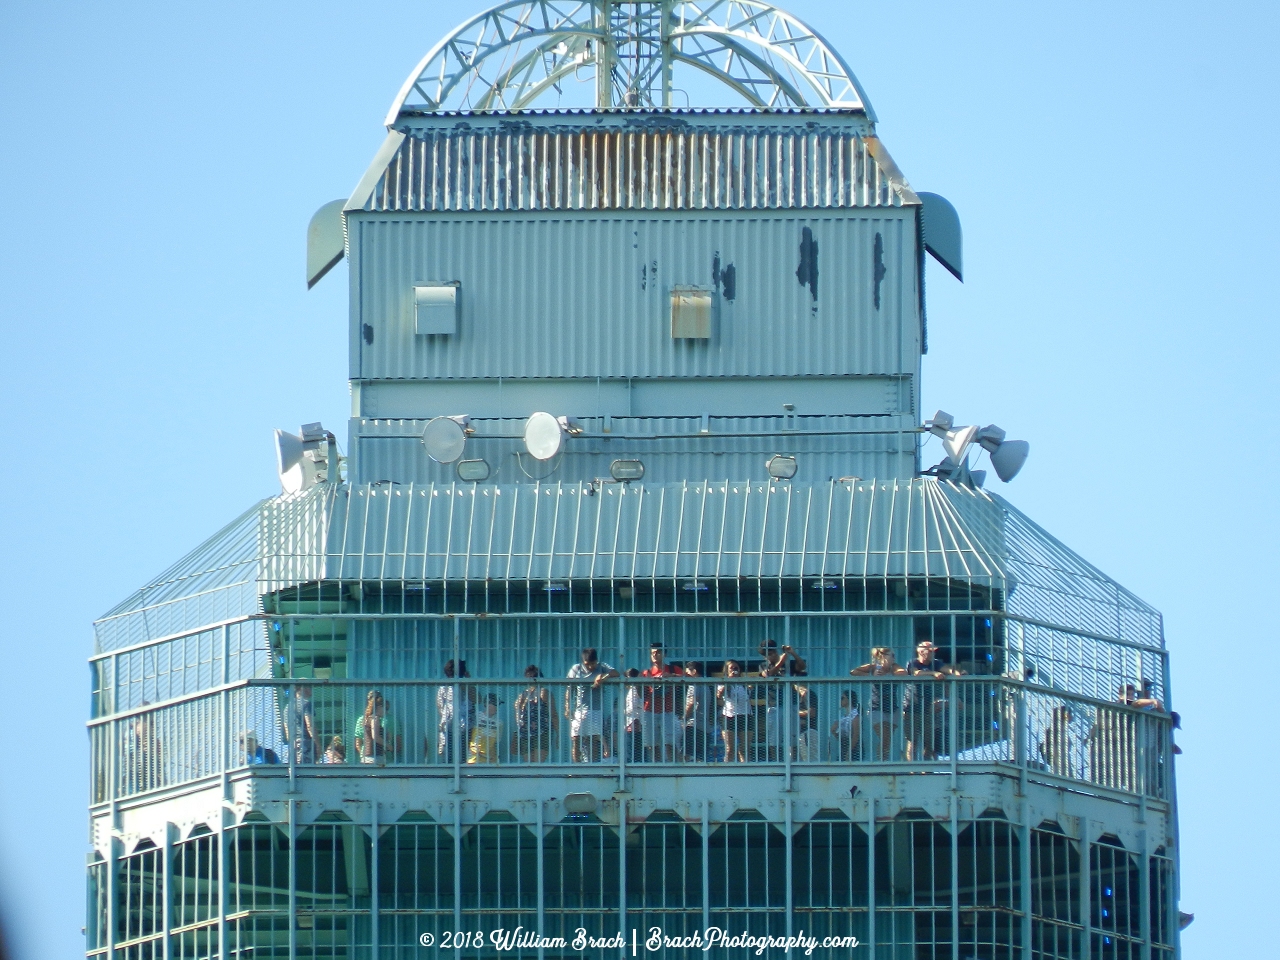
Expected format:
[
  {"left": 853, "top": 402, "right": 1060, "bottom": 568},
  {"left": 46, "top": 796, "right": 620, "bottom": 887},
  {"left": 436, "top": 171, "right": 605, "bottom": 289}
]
[{"left": 385, "top": 1, "right": 876, "bottom": 123}]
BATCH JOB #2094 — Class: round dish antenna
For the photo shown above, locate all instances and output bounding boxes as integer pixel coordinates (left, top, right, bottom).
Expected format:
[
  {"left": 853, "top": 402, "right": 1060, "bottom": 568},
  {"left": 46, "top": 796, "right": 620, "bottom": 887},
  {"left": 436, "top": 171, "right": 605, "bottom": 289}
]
[
  {"left": 386, "top": 0, "right": 875, "bottom": 122},
  {"left": 422, "top": 416, "right": 471, "bottom": 463},
  {"left": 523, "top": 411, "right": 566, "bottom": 460}
]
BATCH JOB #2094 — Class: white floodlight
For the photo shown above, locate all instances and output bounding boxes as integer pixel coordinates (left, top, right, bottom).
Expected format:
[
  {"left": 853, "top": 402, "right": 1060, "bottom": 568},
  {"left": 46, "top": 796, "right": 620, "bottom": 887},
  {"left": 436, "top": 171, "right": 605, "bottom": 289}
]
[
  {"left": 925, "top": 410, "right": 954, "bottom": 437},
  {"left": 543, "top": 581, "right": 569, "bottom": 593},
  {"left": 275, "top": 429, "right": 306, "bottom": 494},
  {"left": 990, "top": 440, "right": 1030, "bottom": 482},
  {"left": 766, "top": 454, "right": 798, "bottom": 480},
  {"left": 682, "top": 580, "right": 710, "bottom": 593},
  {"left": 976, "top": 424, "right": 1006, "bottom": 454},
  {"left": 523, "top": 412, "right": 565, "bottom": 460},
  {"left": 942, "top": 424, "right": 979, "bottom": 464},
  {"left": 422, "top": 416, "right": 471, "bottom": 463},
  {"left": 275, "top": 423, "right": 338, "bottom": 494},
  {"left": 609, "top": 459, "right": 645, "bottom": 481},
  {"left": 455, "top": 458, "right": 491, "bottom": 482},
  {"left": 812, "top": 579, "right": 841, "bottom": 591}
]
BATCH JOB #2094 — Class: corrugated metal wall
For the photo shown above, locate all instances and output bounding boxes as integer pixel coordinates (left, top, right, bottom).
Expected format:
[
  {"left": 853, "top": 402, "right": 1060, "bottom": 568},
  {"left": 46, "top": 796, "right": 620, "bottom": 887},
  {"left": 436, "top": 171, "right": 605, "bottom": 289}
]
[
  {"left": 351, "top": 212, "right": 919, "bottom": 380},
  {"left": 364, "top": 125, "right": 915, "bottom": 213}
]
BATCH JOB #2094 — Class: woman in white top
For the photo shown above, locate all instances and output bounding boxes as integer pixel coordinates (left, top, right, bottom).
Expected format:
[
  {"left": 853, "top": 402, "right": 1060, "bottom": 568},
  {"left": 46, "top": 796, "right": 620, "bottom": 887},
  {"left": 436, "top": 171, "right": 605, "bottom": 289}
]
[{"left": 717, "top": 660, "right": 750, "bottom": 762}]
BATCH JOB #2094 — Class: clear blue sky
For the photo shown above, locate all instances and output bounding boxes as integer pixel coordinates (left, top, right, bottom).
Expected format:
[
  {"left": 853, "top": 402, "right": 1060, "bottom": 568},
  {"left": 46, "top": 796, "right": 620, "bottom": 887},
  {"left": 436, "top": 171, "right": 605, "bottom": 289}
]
[{"left": 1, "top": 2, "right": 1275, "bottom": 957}]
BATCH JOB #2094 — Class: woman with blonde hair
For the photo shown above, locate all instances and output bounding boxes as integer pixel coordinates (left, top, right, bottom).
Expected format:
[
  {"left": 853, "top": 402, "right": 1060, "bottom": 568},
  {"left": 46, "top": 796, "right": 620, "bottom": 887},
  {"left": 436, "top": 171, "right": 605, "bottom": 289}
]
[{"left": 850, "top": 647, "right": 905, "bottom": 760}]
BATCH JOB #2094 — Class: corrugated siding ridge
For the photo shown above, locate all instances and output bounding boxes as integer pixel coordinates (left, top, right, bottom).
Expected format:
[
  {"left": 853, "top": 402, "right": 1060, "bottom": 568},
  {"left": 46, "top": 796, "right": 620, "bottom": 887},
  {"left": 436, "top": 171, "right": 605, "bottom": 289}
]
[
  {"left": 254, "top": 479, "right": 1006, "bottom": 588},
  {"left": 364, "top": 128, "right": 915, "bottom": 212}
]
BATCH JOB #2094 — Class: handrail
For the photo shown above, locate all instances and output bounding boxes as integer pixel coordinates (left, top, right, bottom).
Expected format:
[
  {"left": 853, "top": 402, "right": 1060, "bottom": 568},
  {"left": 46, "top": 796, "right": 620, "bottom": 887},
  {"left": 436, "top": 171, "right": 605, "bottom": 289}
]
[{"left": 90, "top": 677, "right": 1173, "bottom": 806}]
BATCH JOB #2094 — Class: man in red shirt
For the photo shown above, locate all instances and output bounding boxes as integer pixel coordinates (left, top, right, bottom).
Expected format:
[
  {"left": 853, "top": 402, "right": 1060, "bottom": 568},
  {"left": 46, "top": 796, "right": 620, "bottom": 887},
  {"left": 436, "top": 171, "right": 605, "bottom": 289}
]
[{"left": 641, "top": 642, "right": 684, "bottom": 762}]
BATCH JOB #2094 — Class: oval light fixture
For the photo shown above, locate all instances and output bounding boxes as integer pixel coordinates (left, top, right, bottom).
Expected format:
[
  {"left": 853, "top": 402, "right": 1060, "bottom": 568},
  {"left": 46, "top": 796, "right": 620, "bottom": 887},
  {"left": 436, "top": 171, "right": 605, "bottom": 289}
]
[
  {"left": 422, "top": 416, "right": 469, "bottom": 463},
  {"left": 609, "top": 459, "right": 645, "bottom": 481},
  {"left": 766, "top": 454, "right": 798, "bottom": 480},
  {"left": 523, "top": 411, "right": 564, "bottom": 461},
  {"left": 455, "top": 458, "right": 490, "bottom": 482}
]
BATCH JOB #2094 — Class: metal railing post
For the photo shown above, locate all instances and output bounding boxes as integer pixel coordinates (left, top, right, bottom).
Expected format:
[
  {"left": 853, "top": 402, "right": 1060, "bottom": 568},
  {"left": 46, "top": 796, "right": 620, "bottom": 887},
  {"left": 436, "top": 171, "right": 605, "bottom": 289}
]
[
  {"left": 701, "top": 799, "right": 711, "bottom": 935},
  {"left": 162, "top": 823, "right": 173, "bottom": 960},
  {"left": 782, "top": 678, "right": 792, "bottom": 791},
  {"left": 867, "top": 795, "right": 876, "bottom": 954},
  {"left": 536, "top": 798, "right": 545, "bottom": 960},
  {"left": 370, "top": 801, "right": 379, "bottom": 958},
  {"left": 287, "top": 798, "right": 297, "bottom": 960}
]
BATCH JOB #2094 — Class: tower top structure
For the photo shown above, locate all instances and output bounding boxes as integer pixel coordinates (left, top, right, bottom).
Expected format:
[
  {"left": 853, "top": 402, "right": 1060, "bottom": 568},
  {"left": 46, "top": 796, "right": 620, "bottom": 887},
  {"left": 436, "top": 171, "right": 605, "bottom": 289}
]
[{"left": 385, "top": 0, "right": 876, "bottom": 123}]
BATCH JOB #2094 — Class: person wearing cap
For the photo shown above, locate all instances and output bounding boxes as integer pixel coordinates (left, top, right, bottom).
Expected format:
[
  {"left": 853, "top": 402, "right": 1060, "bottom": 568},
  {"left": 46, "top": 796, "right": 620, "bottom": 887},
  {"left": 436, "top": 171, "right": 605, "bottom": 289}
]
[{"left": 902, "top": 640, "right": 964, "bottom": 761}]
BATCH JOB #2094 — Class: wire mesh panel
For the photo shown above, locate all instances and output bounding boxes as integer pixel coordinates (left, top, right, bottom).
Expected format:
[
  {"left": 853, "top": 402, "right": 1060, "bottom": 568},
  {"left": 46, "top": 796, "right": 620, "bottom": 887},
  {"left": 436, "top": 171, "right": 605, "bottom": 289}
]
[{"left": 1092, "top": 837, "right": 1143, "bottom": 958}]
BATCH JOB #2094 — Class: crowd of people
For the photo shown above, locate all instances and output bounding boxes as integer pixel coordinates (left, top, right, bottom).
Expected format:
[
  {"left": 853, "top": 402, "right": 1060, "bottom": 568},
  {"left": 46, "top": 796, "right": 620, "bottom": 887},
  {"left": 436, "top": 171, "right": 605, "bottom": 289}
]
[{"left": 226, "top": 642, "right": 1174, "bottom": 778}]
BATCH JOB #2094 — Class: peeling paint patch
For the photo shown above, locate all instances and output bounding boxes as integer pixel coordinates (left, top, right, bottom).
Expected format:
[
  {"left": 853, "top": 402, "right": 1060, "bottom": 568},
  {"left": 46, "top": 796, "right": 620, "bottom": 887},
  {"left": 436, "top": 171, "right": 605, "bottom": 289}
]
[
  {"left": 796, "top": 227, "right": 818, "bottom": 302},
  {"left": 712, "top": 253, "right": 737, "bottom": 301},
  {"left": 873, "top": 232, "right": 886, "bottom": 310},
  {"left": 641, "top": 260, "right": 657, "bottom": 290},
  {"left": 363, "top": 323, "right": 375, "bottom": 345},
  {"left": 720, "top": 263, "right": 736, "bottom": 301}
]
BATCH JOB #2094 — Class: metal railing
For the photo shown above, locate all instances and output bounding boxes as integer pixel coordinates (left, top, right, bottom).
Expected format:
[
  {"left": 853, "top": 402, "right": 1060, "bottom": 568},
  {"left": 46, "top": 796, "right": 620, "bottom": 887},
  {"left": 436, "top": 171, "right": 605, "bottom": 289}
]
[{"left": 88, "top": 677, "right": 1172, "bottom": 804}]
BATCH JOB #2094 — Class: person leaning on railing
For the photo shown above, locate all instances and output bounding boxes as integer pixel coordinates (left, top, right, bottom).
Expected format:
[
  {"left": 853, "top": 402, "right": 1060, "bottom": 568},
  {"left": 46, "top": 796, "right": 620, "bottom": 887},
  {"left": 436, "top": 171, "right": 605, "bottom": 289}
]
[
  {"left": 901, "top": 640, "right": 965, "bottom": 761},
  {"left": 354, "top": 689, "right": 401, "bottom": 764},
  {"left": 1089, "top": 681, "right": 1166, "bottom": 793},
  {"left": 565, "top": 647, "right": 619, "bottom": 763},
  {"left": 717, "top": 660, "right": 750, "bottom": 762},
  {"left": 849, "top": 648, "right": 906, "bottom": 761}
]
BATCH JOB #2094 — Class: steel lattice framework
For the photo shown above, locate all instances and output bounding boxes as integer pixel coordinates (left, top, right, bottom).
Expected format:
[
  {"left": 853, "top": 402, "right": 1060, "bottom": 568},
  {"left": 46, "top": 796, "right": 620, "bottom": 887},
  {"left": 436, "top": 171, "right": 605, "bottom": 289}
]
[{"left": 385, "top": 0, "right": 876, "bottom": 122}]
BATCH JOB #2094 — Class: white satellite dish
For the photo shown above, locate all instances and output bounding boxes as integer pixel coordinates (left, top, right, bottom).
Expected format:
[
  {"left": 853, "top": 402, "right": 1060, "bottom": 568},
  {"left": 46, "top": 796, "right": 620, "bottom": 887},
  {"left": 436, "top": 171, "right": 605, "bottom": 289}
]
[
  {"left": 275, "top": 429, "right": 306, "bottom": 494},
  {"left": 422, "top": 416, "right": 468, "bottom": 463},
  {"left": 942, "top": 424, "right": 978, "bottom": 463},
  {"left": 990, "top": 440, "right": 1030, "bottom": 482},
  {"left": 523, "top": 411, "right": 564, "bottom": 461}
]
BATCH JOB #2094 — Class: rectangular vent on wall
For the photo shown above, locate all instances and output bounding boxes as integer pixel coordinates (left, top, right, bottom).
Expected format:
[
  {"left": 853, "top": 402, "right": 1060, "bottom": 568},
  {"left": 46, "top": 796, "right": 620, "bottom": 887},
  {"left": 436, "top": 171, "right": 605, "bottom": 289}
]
[
  {"left": 414, "top": 282, "right": 459, "bottom": 335},
  {"left": 670, "top": 286, "right": 712, "bottom": 339}
]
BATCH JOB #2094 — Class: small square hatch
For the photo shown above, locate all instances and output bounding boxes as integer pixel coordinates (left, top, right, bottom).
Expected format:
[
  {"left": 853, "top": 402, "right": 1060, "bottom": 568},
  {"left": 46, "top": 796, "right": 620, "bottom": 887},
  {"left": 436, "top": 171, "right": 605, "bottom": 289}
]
[
  {"left": 414, "top": 282, "right": 459, "bottom": 335},
  {"left": 670, "top": 286, "right": 712, "bottom": 339}
]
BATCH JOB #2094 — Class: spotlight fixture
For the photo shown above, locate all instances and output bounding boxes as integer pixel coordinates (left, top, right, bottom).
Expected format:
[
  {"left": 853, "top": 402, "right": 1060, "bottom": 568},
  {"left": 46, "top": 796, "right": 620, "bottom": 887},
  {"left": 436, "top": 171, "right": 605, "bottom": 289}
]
[
  {"left": 274, "top": 422, "right": 340, "bottom": 494},
  {"left": 455, "top": 458, "right": 491, "bottom": 482},
  {"left": 421, "top": 415, "right": 472, "bottom": 463},
  {"left": 811, "top": 579, "right": 841, "bottom": 591},
  {"left": 766, "top": 454, "right": 798, "bottom": 480},
  {"left": 989, "top": 440, "right": 1030, "bottom": 482},
  {"left": 542, "top": 581, "right": 569, "bottom": 593},
  {"left": 942, "top": 425, "right": 979, "bottom": 464},
  {"left": 924, "top": 412, "right": 1030, "bottom": 484},
  {"left": 682, "top": 581, "right": 710, "bottom": 593},
  {"left": 609, "top": 459, "right": 645, "bottom": 481}
]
